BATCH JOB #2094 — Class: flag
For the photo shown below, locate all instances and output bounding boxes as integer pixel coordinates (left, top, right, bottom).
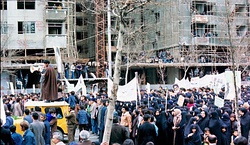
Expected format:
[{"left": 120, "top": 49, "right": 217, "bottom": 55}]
[{"left": 74, "top": 75, "right": 86, "bottom": 95}]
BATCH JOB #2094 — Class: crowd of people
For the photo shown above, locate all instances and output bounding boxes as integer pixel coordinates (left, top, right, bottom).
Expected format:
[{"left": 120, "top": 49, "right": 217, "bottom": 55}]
[{"left": 1, "top": 84, "right": 250, "bottom": 145}]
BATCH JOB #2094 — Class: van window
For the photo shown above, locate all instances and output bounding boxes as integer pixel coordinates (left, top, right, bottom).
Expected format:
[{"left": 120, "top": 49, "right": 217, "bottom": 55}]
[{"left": 45, "top": 107, "right": 63, "bottom": 119}]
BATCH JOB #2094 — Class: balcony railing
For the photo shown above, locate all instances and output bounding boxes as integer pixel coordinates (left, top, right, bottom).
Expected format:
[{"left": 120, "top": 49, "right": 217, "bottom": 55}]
[
  {"left": 192, "top": 15, "right": 208, "bottom": 23},
  {"left": 46, "top": 34, "right": 67, "bottom": 48},
  {"left": 192, "top": 37, "right": 209, "bottom": 45},
  {"left": 45, "top": 9, "right": 67, "bottom": 21}
]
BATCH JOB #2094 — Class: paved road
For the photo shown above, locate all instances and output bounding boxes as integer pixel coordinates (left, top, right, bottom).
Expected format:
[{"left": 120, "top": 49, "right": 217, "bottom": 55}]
[{"left": 63, "top": 128, "right": 99, "bottom": 144}]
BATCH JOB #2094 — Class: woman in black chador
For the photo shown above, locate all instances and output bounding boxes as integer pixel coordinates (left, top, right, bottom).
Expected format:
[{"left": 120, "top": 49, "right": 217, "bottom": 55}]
[
  {"left": 185, "top": 124, "right": 202, "bottom": 145},
  {"left": 156, "top": 110, "right": 172, "bottom": 145},
  {"left": 208, "top": 111, "right": 223, "bottom": 145},
  {"left": 197, "top": 110, "right": 209, "bottom": 132}
]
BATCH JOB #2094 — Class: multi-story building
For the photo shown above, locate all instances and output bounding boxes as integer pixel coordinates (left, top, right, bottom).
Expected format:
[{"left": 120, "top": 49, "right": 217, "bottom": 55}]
[
  {"left": 0, "top": 0, "right": 77, "bottom": 90},
  {"left": 119, "top": 0, "right": 250, "bottom": 84}
]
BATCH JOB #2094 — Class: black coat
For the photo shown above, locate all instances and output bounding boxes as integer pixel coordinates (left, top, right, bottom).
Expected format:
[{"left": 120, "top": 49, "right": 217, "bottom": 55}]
[
  {"left": 185, "top": 125, "right": 202, "bottom": 145},
  {"left": 208, "top": 111, "right": 222, "bottom": 145},
  {"left": 110, "top": 124, "right": 129, "bottom": 145},
  {"left": 221, "top": 132, "right": 230, "bottom": 145},
  {"left": 197, "top": 111, "right": 209, "bottom": 131},
  {"left": 240, "top": 113, "right": 250, "bottom": 139},
  {"left": 138, "top": 121, "right": 156, "bottom": 145},
  {"left": 221, "top": 114, "right": 231, "bottom": 144},
  {"left": 156, "top": 111, "right": 171, "bottom": 145},
  {"left": 0, "top": 127, "right": 14, "bottom": 145}
]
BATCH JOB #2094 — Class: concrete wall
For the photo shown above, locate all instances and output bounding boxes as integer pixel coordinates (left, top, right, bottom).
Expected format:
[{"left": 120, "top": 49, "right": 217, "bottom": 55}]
[
  {"left": 167, "top": 67, "right": 180, "bottom": 84},
  {"left": 3, "top": 1, "right": 46, "bottom": 49}
]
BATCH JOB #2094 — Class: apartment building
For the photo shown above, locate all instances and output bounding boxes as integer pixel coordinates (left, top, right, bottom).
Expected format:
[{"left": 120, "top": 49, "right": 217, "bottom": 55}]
[
  {"left": 120, "top": 0, "right": 249, "bottom": 84},
  {"left": 0, "top": 0, "right": 77, "bottom": 89}
]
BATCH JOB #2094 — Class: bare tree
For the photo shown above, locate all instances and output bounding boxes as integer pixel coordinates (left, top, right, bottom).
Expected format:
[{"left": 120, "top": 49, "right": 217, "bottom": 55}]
[
  {"left": 223, "top": 0, "right": 249, "bottom": 136},
  {"left": 157, "top": 62, "right": 167, "bottom": 84},
  {"left": 102, "top": 0, "right": 150, "bottom": 143}
]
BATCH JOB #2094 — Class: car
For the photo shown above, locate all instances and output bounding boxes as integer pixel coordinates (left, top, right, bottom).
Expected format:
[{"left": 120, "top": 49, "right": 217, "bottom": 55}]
[{"left": 15, "top": 101, "right": 69, "bottom": 139}]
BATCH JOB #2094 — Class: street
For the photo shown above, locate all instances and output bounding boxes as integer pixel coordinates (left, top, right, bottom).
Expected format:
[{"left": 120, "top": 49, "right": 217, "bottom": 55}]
[{"left": 63, "top": 127, "right": 99, "bottom": 144}]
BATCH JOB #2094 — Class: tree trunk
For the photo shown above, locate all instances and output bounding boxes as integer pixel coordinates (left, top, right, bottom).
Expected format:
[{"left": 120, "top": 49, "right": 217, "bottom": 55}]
[
  {"left": 125, "top": 52, "right": 130, "bottom": 84},
  {"left": 225, "top": 0, "right": 241, "bottom": 136},
  {"left": 102, "top": 22, "right": 124, "bottom": 143},
  {"left": 183, "top": 66, "right": 189, "bottom": 79}
]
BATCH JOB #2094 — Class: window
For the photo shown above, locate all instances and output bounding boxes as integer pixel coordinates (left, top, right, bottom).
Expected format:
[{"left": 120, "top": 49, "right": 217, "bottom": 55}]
[
  {"left": 45, "top": 107, "right": 63, "bottom": 119},
  {"left": 17, "top": 0, "right": 35, "bottom": 10},
  {"left": 84, "top": 32, "right": 88, "bottom": 38},
  {"left": 236, "top": 25, "right": 246, "bottom": 36},
  {"left": 18, "top": 21, "right": 35, "bottom": 34},
  {"left": 77, "top": 32, "right": 83, "bottom": 40},
  {"left": 83, "top": 19, "right": 88, "bottom": 25},
  {"left": 1, "top": 22, "right": 8, "bottom": 34},
  {"left": 0, "top": 0, "right": 7, "bottom": 10},
  {"left": 76, "top": 18, "right": 83, "bottom": 26},
  {"left": 76, "top": 3, "right": 83, "bottom": 12},
  {"left": 155, "top": 12, "right": 160, "bottom": 23},
  {"left": 48, "top": 23, "right": 62, "bottom": 34}
]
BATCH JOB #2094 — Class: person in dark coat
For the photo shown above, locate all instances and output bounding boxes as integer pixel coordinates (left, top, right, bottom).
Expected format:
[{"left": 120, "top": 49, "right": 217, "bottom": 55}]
[
  {"left": 238, "top": 107, "right": 250, "bottom": 139},
  {"left": 138, "top": 114, "right": 156, "bottom": 145},
  {"left": 20, "top": 120, "right": 36, "bottom": 145},
  {"left": 155, "top": 110, "right": 169, "bottom": 145},
  {"left": 10, "top": 125, "right": 22, "bottom": 145},
  {"left": 23, "top": 109, "right": 33, "bottom": 124},
  {"left": 3, "top": 111, "right": 14, "bottom": 130},
  {"left": 0, "top": 119, "right": 14, "bottom": 145},
  {"left": 221, "top": 124, "right": 230, "bottom": 145},
  {"left": 110, "top": 116, "right": 129, "bottom": 145},
  {"left": 77, "top": 105, "right": 89, "bottom": 132},
  {"left": 131, "top": 109, "right": 141, "bottom": 145},
  {"left": 221, "top": 114, "right": 231, "bottom": 144},
  {"left": 41, "top": 60, "right": 58, "bottom": 102},
  {"left": 99, "top": 100, "right": 108, "bottom": 143},
  {"left": 185, "top": 124, "right": 202, "bottom": 145},
  {"left": 40, "top": 113, "right": 51, "bottom": 145},
  {"left": 229, "top": 113, "right": 238, "bottom": 140},
  {"left": 184, "top": 117, "right": 203, "bottom": 139},
  {"left": 208, "top": 111, "right": 222, "bottom": 145},
  {"left": 197, "top": 110, "right": 209, "bottom": 132}
]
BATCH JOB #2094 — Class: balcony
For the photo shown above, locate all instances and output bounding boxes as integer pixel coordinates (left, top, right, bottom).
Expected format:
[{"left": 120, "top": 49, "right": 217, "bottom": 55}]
[
  {"left": 192, "top": 15, "right": 208, "bottom": 23},
  {"left": 209, "top": 37, "right": 230, "bottom": 46},
  {"left": 192, "top": 37, "right": 209, "bottom": 45},
  {"left": 46, "top": 34, "right": 67, "bottom": 48},
  {"left": 46, "top": 9, "right": 67, "bottom": 21}
]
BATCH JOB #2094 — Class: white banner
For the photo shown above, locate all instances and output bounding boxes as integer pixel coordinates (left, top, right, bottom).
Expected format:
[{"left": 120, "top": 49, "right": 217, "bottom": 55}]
[
  {"left": 215, "top": 96, "right": 224, "bottom": 108},
  {"left": 54, "top": 47, "right": 63, "bottom": 73},
  {"left": 224, "top": 71, "right": 241, "bottom": 100},
  {"left": 147, "top": 83, "right": 150, "bottom": 94},
  {"left": 10, "top": 82, "right": 14, "bottom": 94},
  {"left": 74, "top": 75, "right": 87, "bottom": 95},
  {"left": 108, "top": 77, "right": 137, "bottom": 102},
  {"left": 174, "top": 78, "right": 192, "bottom": 89}
]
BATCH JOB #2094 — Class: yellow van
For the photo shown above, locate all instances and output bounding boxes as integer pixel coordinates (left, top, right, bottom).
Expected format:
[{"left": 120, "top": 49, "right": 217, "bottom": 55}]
[{"left": 15, "top": 101, "right": 69, "bottom": 138}]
